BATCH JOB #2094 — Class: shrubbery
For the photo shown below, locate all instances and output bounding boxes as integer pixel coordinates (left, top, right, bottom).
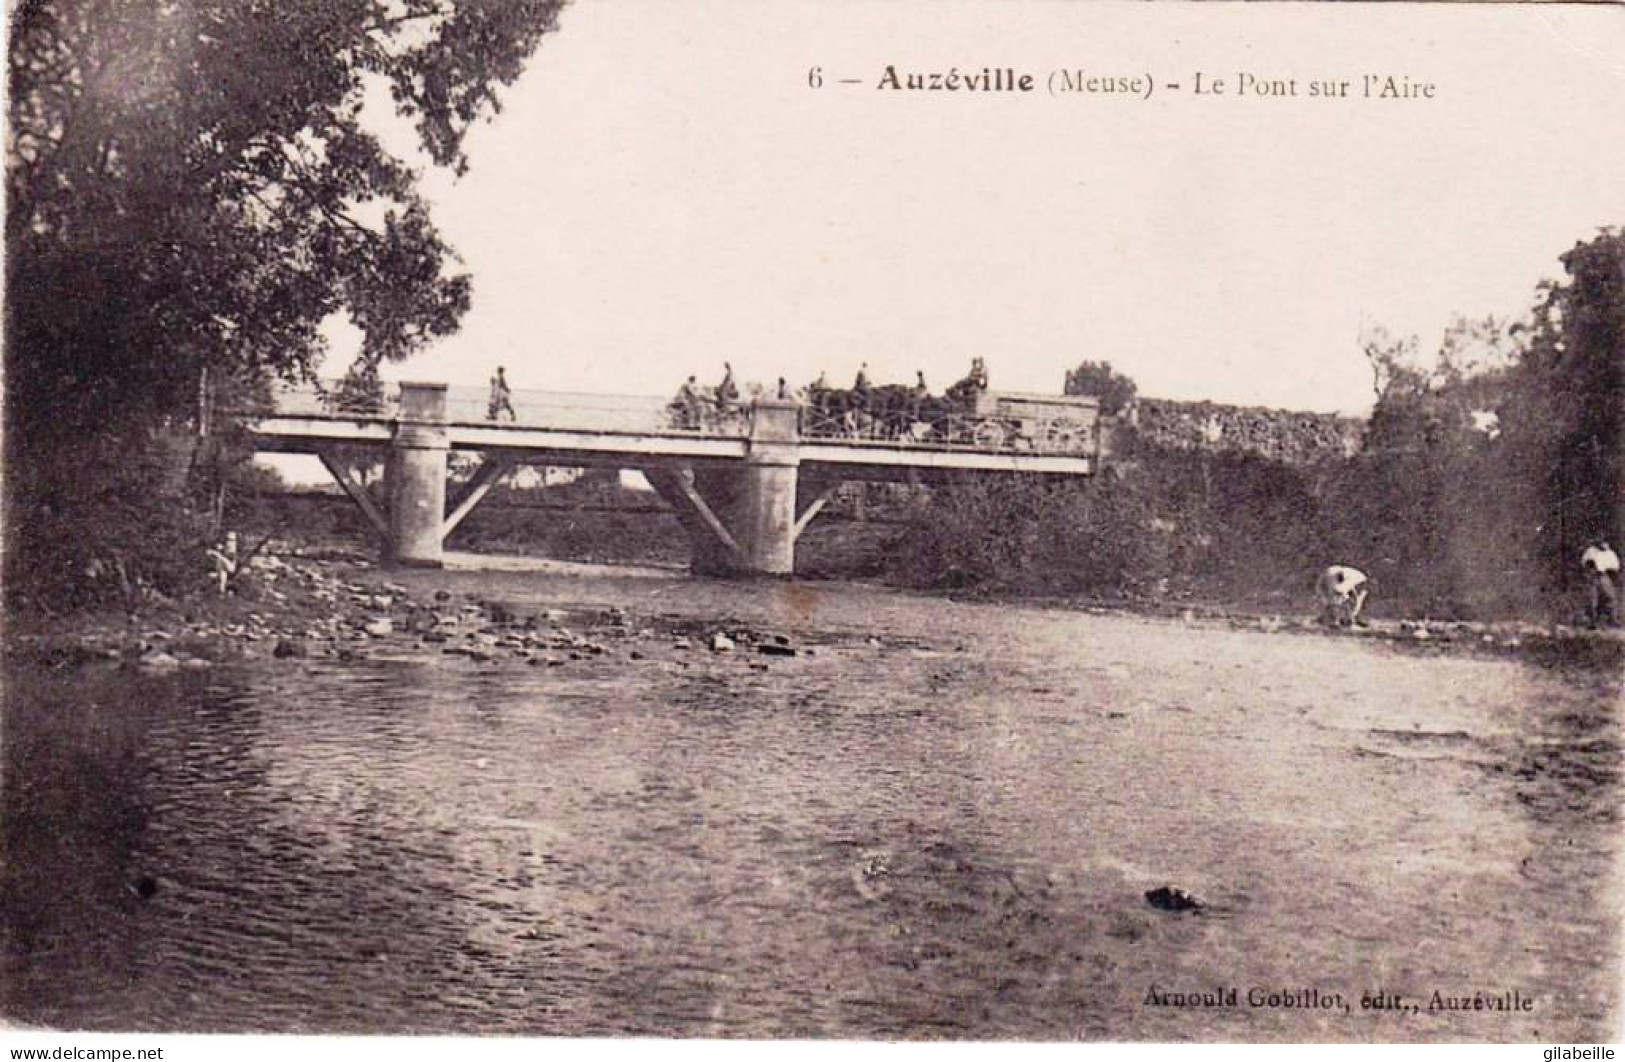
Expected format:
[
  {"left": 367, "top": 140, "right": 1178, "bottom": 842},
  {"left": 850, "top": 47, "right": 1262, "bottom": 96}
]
[
  {"left": 886, "top": 474, "right": 1164, "bottom": 597},
  {"left": 882, "top": 230, "right": 1622, "bottom": 623}
]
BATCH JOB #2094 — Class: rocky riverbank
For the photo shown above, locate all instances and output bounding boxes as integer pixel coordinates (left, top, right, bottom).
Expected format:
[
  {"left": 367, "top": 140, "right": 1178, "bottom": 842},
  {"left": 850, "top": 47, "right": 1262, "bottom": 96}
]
[
  {"left": 6, "top": 547, "right": 1620, "bottom": 677},
  {"left": 2, "top": 548, "right": 826, "bottom": 675}
]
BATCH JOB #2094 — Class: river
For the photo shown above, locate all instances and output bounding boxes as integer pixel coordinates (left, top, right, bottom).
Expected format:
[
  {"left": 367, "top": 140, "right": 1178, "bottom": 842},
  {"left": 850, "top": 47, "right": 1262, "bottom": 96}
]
[{"left": 3, "top": 567, "right": 1619, "bottom": 1040}]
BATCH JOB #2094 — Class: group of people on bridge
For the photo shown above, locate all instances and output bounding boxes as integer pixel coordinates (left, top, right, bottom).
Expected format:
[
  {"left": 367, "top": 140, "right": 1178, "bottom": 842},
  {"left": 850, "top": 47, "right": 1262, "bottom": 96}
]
[{"left": 667, "top": 358, "right": 994, "bottom": 442}]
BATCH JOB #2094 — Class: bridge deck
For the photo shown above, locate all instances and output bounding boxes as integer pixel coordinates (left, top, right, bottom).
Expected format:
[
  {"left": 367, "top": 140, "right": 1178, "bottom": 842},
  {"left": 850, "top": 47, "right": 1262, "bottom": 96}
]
[{"left": 251, "top": 382, "right": 1097, "bottom": 478}]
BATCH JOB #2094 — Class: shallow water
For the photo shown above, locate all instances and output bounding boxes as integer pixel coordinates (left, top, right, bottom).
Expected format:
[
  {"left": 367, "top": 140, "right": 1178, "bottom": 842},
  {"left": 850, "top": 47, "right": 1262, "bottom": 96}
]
[{"left": 3, "top": 572, "right": 1620, "bottom": 1039}]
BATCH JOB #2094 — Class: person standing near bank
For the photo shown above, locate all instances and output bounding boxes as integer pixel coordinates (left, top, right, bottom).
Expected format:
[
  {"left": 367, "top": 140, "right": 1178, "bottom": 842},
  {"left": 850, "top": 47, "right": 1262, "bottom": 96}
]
[
  {"left": 1581, "top": 538, "right": 1620, "bottom": 628},
  {"left": 488, "top": 366, "right": 516, "bottom": 421},
  {"left": 1316, "top": 564, "right": 1371, "bottom": 628}
]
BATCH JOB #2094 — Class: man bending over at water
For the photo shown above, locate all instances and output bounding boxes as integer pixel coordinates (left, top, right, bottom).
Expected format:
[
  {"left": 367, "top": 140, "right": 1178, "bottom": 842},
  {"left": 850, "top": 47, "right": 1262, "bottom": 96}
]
[
  {"left": 1316, "top": 564, "right": 1371, "bottom": 628},
  {"left": 1581, "top": 538, "right": 1620, "bottom": 628}
]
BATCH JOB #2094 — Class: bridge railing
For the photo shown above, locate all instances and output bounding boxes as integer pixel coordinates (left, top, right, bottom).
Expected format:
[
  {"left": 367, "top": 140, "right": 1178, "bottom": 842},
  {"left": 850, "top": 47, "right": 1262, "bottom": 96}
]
[
  {"left": 798, "top": 405, "right": 1099, "bottom": 455},
  {"left": 270, "top": 381, "right": 747, "bottom": 437},
  {"left": 266, "top": 381, "right": 1098, "bottom": 455}
]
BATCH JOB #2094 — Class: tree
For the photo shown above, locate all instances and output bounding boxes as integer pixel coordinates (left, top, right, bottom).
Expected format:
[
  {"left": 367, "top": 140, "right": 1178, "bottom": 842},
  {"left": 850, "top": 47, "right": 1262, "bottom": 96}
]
[
  {"left": 1504, "top": 229, "right": 1625, "bottom": 591},
  {"left": 1063, "top": 360, "right": 1138, "bottom": 415},
  {"left": 1349, "top": 294, "right": 1609, "bottom": 617},
  {"left": 6, "top": 0, "right": 565, "bottom": 605}
]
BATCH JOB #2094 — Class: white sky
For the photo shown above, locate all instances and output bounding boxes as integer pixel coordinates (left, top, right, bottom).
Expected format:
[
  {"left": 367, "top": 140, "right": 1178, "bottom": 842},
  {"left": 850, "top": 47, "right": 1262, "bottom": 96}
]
[{"left": 331, "top": 0, "right": 1625, "bottom": 416}]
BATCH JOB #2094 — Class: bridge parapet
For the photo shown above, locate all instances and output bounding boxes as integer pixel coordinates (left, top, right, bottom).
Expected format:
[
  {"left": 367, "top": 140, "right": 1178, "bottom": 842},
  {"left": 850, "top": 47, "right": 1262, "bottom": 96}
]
[
  {"left": 269, "top": 379, "right": 1101, "bottom": 457},
  {"left": 273, "top": 380, "right": 731, "bottom": 436},
  {"left": 398, "top": 381, "right": 448, "bottom": 423}
]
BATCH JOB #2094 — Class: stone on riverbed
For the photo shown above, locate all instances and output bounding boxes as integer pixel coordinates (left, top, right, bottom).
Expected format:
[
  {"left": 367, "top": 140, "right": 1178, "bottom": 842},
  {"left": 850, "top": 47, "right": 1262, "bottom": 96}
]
[{"left": 1144, "top": 885, "right": 1205, "bottom": 913}]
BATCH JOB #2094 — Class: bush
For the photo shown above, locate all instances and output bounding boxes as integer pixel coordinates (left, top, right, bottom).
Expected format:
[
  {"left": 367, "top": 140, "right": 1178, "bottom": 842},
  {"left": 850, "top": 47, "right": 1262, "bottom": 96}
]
[
  {"left": 6, "top": 424, "right": 211, "bottom": 612},
  {"left": 885, "top": 474, "right": 1164, "bottom": 597}
]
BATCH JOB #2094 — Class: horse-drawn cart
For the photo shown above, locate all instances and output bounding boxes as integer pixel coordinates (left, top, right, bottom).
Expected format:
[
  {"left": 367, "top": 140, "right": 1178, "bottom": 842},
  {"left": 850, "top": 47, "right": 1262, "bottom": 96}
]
[{"left": 667, "top": 362, "right": 1102, "bottom": 457}]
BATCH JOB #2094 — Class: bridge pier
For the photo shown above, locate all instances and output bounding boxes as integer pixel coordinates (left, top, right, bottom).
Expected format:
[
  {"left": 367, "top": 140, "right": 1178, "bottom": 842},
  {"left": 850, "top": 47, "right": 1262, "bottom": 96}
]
[
  {"left": 646, "top": 400, "right": 805, "bottom": 577},
  {"left": 733, "top": 401, "right": 800, "bottom": 575},
  {"left": 385, "top": 383, "right": 450, "bottom": 568}
]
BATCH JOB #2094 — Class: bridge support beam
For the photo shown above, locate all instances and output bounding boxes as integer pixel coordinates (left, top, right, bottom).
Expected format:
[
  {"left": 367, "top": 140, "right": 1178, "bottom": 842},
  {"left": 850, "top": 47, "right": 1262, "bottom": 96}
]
[
  {"left": 443, "top": 454, "right": 514, "bottom": 540},
  {"left": 646, "top": 400, "right": 804, "bottom": 577},
  {"left": 385, "top": 383, "right": 450, "bottom": 568}
]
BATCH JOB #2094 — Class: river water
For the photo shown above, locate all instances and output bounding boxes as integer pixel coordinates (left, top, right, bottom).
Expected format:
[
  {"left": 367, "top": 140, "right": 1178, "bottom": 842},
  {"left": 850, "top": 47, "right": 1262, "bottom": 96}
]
[{"left": 3, "top": 570, "right": 1620, "bottom": 1040}]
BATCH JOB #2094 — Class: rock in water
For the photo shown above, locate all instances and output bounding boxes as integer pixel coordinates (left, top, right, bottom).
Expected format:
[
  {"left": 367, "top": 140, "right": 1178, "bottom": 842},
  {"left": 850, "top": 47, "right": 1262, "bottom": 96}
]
[
  {"left": 710, "top": 633, "right": 735, "bottom": 652},
  {"left": 362, "top": 618, "right": 393, "bottom": 637},
  {"left": 1145, "top": 885, "right": 1205, "bottom": 912}
]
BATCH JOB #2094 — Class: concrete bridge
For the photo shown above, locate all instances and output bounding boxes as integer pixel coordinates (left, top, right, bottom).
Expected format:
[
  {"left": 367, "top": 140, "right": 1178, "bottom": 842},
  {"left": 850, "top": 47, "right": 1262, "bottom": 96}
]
[{"left": 249, "top": 381, "right": 1101, "bottom": 575}]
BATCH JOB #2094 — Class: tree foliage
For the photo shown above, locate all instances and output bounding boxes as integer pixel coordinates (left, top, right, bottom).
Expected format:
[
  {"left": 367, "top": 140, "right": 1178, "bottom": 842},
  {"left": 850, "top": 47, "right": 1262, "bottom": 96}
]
[
  {"left": 891, "top": 234, "right": 1621, "bottom": 621},
  {"left": 1063, "top": 359, "right": 1138, "bottom": 415},
  {"left": 1505, "top": 230, "right": 1625, "bottom": 588},
  {"left": 6, "top": 0, "right": 564, "bottom": 607}
]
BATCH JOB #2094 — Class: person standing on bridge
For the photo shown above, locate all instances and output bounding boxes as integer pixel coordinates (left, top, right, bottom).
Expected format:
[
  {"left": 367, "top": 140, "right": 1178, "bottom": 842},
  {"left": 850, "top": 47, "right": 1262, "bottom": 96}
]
[
  {"left": 488, "top": 366, "right": 516, "bottom": 422},
  {"left": 1581, "top": 538, "right": 1620, "bottom": 628},
  {"left": 1315, "top": 564, "right": 1371, "bottom": 628},
  {"left": 717, "top": 362, "right": 739, "bottom": 416},
  {"left": 910, "top": 370, "right": 930, "bottom": 422},
  {"left": 673, "top": 375, "right": 702, "bottom": 429},
  {"left": 847, "top": 362, "right": 875, "bottom": 435}
]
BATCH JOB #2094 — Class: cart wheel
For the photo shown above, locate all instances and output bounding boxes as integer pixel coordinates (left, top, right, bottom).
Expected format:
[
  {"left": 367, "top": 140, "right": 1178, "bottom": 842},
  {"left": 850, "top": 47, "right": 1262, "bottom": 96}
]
[
  {"left": 972, "top": 420, "right": 1008, "bottom": 448},
  {"left": 1046, "top": 427, "right": 1081, "bottom": 452}
]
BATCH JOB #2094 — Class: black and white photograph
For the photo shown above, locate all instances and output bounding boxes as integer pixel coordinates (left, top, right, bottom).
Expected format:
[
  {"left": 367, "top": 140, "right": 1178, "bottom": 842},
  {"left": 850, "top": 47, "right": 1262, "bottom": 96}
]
[{"left": 3, "top": 0, "right": 1622, "bottom": 1050}]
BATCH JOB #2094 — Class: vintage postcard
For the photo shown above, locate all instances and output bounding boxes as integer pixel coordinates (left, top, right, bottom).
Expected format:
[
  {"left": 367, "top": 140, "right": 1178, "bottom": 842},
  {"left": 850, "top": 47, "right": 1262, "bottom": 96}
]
[{"left": 3, "top": 0, "right": 1621, "bottom": 1054}]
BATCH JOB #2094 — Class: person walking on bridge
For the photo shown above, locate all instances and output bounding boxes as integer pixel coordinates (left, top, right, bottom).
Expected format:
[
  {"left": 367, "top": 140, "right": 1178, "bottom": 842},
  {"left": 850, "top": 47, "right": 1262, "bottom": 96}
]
[
  {"left": 1316, "top": 564, "right": 1370, "bottom": 628},
  {"left": 1581, "top": 538, "right": 1620, "bottom": 628},
  {"left": 488, "top": 366, "right": 516, "bottom": 422}
]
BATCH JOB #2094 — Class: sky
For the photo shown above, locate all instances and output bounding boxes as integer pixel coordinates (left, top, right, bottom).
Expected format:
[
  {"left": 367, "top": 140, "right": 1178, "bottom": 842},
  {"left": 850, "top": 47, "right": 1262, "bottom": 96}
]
[{"left": 331, "top": 0, "right": 1625, "bottom": 417}]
